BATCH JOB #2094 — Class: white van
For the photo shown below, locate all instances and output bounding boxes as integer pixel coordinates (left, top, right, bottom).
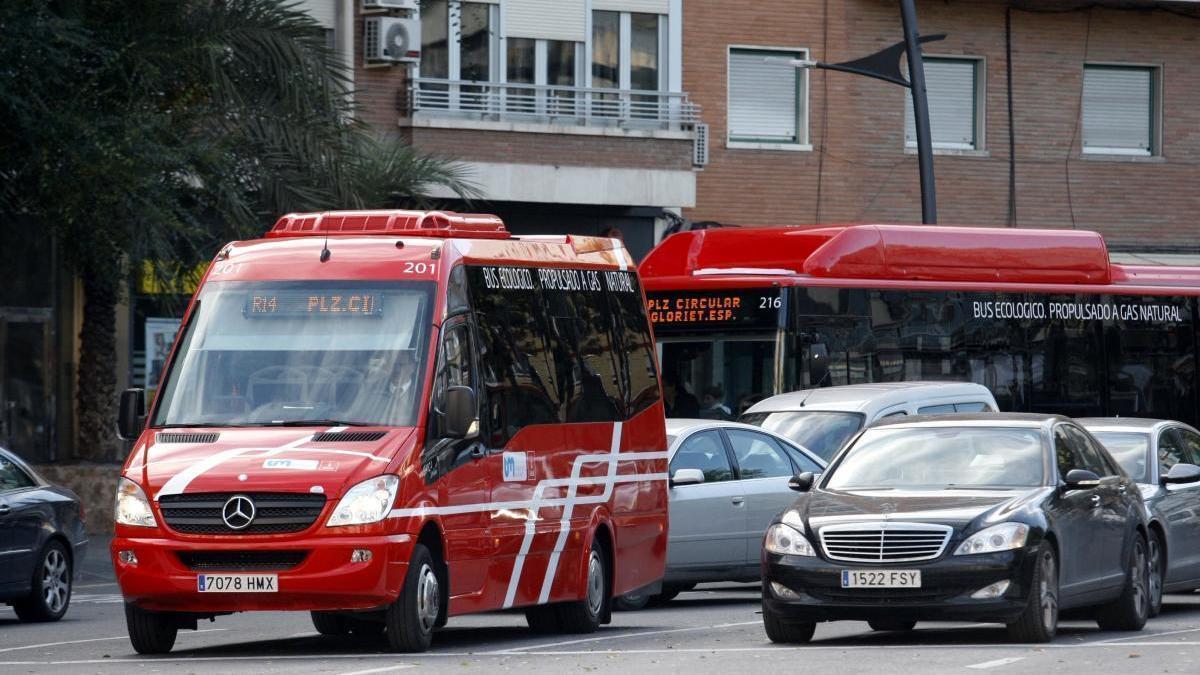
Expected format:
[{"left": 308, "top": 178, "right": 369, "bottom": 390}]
[{"left": 739, "top": 382, "right": 998, "bottom": 462}]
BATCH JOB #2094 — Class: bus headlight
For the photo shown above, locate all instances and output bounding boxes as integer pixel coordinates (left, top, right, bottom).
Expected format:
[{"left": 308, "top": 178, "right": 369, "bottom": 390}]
[
  {"left": 115, "top": 478, "right": 157, "bottom": 528},
  {"left": 327, "top": 475, "right": 400, "bottom": 527}
]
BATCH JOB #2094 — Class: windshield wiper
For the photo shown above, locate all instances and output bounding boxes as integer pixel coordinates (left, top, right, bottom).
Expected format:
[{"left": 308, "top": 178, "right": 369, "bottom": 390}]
[{"left": 265, "top": 419, "right": 371, "bottom": 427}]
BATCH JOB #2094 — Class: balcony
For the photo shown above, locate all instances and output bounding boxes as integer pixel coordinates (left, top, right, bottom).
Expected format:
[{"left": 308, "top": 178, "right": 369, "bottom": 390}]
[{"left": 408, "top": 78, "right": 701, "bottom": 134}]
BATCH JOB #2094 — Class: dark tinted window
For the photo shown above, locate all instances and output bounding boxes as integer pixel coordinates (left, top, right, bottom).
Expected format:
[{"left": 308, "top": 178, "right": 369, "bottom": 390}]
[
  {"left": 726, "top": 429, "right": 793, "bottom": 479},
  {"left": 1055, "top": 425, "right": 1106, "bottom": 478},
  {"left": 779, "top": 440, "right": 824, "bottom": 473},
  {"left": 671, "top": 430, "right": 733, "bottom": 483},
  {"left": 1177, "top": 429, "right": 1200, "bottom": 465},
  {"left": 1066, "top": 426, "right": 1118, "bottom": 476},
  {"left": 1158, "top": 429, "right": 1186, "bottom": 473},
  {"left": 466, "top": 266, "right": 660, "bottom": 443},
  {"left": 0, "top": 455, "right": 35, "bottom": 491}
]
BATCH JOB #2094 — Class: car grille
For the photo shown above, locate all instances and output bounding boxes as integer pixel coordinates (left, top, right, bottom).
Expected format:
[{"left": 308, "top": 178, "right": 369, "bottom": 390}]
[
  {"left": 158, "top": 493, "right": 327, "bottom": 535},
  {"left": 818, "top": 522, "right": 953, "bottom": 563},
  {"left": 177, "top": 550, "right": 308, "bottom": 571},
  {"left": 807, "top": 587, "right": 965, "bottom": 604}
]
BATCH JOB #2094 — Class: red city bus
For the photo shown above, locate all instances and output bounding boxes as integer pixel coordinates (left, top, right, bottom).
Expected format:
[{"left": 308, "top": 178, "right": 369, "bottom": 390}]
[
  {"left": 639, "top": 224, "right": 1200, "bottom": 426},
  {"left": 112, "top": 211, "right": 668, "bottom": 654}
]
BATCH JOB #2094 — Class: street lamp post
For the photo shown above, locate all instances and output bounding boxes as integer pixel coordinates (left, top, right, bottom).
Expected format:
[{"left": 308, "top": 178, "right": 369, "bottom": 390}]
[{"left": 772, "top": 0, "right": 943, "bottom": 224}]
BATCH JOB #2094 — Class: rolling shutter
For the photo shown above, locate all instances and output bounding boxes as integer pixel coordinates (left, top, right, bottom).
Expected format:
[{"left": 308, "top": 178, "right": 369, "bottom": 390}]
[
  {"left": 728, "top": 49, "right": 801, "bottom": 143},
  {"left": 592, "top": 0, "right": 669, "bottom": 13},
  {"left": 506, "top": 0, "right": 586, "bottom": 42},
  {"left": 1082, "top": 66, "right": 1153, "bottom": 154},
  {"left": 905, "top": 58, "right": 977, "bottom": 149}
]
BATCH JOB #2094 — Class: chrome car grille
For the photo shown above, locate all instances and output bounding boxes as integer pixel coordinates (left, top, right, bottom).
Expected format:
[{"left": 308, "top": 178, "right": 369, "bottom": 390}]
[
  {"left": 158, "top": 493, "right": 327, "bottom": 535},
  {"left": 818, "top": 522, "right": 953, "bottom": 563}
]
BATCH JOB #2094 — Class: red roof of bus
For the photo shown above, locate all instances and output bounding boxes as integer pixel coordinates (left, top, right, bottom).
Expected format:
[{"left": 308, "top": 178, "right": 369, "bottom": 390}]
[{"left": 638, "top": 224, "right": 1200, "bottom": 296}]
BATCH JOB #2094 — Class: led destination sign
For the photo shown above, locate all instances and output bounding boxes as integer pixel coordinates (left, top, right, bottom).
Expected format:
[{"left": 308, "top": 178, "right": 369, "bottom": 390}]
[
  {"left": 647, "top": 290, "right": 782, "bottom": 332},
  {"left": 244, "top": 291, "right": 383, "bottom": 318}
]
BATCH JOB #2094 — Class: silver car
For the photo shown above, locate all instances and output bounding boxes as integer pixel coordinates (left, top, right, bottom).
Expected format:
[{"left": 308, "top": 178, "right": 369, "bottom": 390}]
[
  {"left": 1078, "top": 417, "right": 1200, "bottom": 617},
  {"left": 618, "top": 420, "right": 825, "bottom": 610}
]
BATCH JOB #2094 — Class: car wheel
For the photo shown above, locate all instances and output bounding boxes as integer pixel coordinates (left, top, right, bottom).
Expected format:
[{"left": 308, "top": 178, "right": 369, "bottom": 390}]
[
  {"left": 1095, "top": 533, "right": 1150, "bottom": 631},
  {"left": 652, "top": 583, "right": 695, "bottom": 604},
  {"left": 762, "top": 604, "right": 816, "bottom": 644},
  {"left": 1006, "top": 542, "right": 1058, "bottom": 643},
  {"left": 614, "top": 591, "right": 651, "bottom": 611},
  {"left": 124, "top": 604, "right": 179, "bottom": 654},
  {"left": 384, "top": 543, "right": 439, "bottom": 652},
  {"left": 12, "top": 540, "right": 72, "bottom": 622},
  {"left": 868, "top": 619, "right": 916, "bottom": 632},
  {"left": 1147, "top": 533, "right": 1164, "bottom": 618},
  {"left": 311, "top": 611, "right": 350, "bottom": 636}
]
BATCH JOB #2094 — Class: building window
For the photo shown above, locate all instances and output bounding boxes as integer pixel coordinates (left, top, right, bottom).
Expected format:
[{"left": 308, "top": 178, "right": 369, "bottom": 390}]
[
  {"left": 727, "top": 47, "right": 808, "bottom": 147},
  {"left": 591, "top": 11, "right": 666, "bottom": 92},
  {"left": 1082, "top": 64, "right": 1159, "bottom": 156},
  {"left": 905, "top": 57, "right": 983, "bottom": 151}
]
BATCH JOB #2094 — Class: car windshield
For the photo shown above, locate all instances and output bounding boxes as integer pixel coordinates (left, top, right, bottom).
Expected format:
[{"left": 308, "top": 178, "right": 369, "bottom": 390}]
[
  {"left": 152, "top": 280, "right": 434, "bottom": 427},
  {"left": 1088, "top": 431, "right": 1150, "bottom": 483},
  {"left": 739, "top": 411, "right": 864, "bottom": 462},
  {"left": 824, "top": 426, "right": 1045, "bottom": 490}
]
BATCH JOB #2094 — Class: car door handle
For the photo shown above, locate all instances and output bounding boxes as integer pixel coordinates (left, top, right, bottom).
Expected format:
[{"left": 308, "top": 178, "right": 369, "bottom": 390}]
[
  {"left": 731, "top": 497, "right": 745, "bottom": 506},
  {"left": 0, "top": 505, "right": 10, "bottom": 515},
  {"left": 1090, "top": 494, "right": 1101, "bottom": 506}
]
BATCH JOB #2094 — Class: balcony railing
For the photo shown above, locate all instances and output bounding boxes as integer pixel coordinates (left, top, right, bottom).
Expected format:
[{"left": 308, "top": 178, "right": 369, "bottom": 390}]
[{"left": 409, "top": 78, "right": 701, "bottom": 132}]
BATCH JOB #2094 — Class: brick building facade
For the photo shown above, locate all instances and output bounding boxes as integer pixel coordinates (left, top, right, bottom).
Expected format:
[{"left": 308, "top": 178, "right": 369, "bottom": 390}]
[{"left": 684, "top": 0, "right": 1200, "bottom": 254}]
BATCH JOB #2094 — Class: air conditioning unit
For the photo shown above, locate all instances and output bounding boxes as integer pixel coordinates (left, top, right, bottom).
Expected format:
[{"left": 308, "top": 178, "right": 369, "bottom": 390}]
[
  {"left": 362, "top": 0, "right": 419, "bottom": 11},
  {"left": 363, "top": 16, "right": 421, "bottom": 64}
]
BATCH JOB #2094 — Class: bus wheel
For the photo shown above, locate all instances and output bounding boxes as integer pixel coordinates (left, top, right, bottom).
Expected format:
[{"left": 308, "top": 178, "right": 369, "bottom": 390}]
[
  {"left": 124, "top": 604, "right": 178, "bottom": 655},
  {"left": 385, "top": 544, "right": 438, "bottom": 652},
  {"left": 556, "top": 539, "right": 608, "bottom": 633}
]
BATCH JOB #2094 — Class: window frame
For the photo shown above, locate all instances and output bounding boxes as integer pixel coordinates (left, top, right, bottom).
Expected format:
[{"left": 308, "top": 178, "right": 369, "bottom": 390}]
[
  {"left": 722, "top": 427, "right": 796, "bottom": 481},
  {"left": 1080, "top": 62, "right": 1162, "bottom": 158},
  {"left": 415, "top": 0, "right": 501, "bottom": 82},
  {"left": 725, "top": 45, "right": 811, "bottom": 151},
  {"left": 587, "top": 10, "right": 668, "bottom": 92},
  {"left": 904, "top": 54, "right": 986, "bottom": 153}
]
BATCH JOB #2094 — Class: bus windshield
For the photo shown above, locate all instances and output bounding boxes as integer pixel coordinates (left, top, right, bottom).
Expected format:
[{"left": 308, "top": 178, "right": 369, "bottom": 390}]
[
  {"left": 739, "top": 410, "right": 864, "bottom": 462},
  {"left": 152, "top": 280, "right": 434, "bottom": 428}
]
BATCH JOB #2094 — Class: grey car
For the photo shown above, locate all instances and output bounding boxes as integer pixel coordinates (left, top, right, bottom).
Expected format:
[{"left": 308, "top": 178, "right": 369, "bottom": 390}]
[
  {"left": 617, "top": 420, "right": 825, "bottom": 610},
  {"left": 1078, "top": 417, "right": 1200, "bottom": 616}
]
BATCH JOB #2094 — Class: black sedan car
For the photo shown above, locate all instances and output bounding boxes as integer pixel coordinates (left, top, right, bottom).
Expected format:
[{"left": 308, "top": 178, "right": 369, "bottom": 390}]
[
  {"left": 761, "top": 414, "right": 1150, "bottom": 643},
  {"left": 0, "top": 447, "right": 88, "bottom": 622}
]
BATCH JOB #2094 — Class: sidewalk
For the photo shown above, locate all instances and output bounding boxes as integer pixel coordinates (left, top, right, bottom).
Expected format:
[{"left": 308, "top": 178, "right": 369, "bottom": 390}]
[{"left": 78, "top": 534, "right": 115, "bottom": 584}]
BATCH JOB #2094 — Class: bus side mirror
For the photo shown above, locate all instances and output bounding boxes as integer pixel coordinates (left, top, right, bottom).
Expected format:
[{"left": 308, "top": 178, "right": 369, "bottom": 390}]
[
  {"left": 117, "top": 388, "right": 146, "bottom": 441},
  {"left": 444, "top": 386, "right": 477, "bottom": 439}
]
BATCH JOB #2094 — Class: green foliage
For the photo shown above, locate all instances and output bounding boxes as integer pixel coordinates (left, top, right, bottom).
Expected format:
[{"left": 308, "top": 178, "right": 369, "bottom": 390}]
[{"left": 0, "top": 0, "right": 478, "bottom": 458}]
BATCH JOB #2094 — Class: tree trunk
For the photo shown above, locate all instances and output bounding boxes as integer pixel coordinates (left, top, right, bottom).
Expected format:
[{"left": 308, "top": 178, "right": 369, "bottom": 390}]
[{"left": 76, "top": 266, "right": 122, "bottom": 461}]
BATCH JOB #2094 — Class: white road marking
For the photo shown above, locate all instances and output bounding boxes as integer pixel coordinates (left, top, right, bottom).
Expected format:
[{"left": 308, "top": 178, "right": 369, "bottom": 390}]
[
  {"left": 337, "top": 665, "right": 415, "bottom": 675},
  {"left": 493, "top": 620, "right": 761, "bottom": 653},
  {"left": 0, "top": 629, "right": 225, "bottom": 654},
  {"left": 967, "top": 657, "right": 1026, "bottom": 670},
  {"left": 1091, "top": 626, "right": 1200, "bottom": 643},
  {"left": 74, "top": 582, "right": 119, "bottom": 589},
  {"left": 69, "top": 593, "right": 125, "bottom": 604}
]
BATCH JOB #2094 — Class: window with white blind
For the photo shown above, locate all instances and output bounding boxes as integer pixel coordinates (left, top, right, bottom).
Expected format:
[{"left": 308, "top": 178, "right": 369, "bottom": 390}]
[
  {"left": 727, "top": 47, "right": 808, "bottom": 147},
  {"left": 905, "top": 57, "right": 983, "bottom": 151},
  {"left": 1082, "top": 65, "right": 1159, "bottom": 156}
]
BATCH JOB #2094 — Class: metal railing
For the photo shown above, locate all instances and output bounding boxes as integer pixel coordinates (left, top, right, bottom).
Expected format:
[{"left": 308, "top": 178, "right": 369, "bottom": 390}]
[{"left": 409, "top": 78, "right": 701, "bottom": 132}]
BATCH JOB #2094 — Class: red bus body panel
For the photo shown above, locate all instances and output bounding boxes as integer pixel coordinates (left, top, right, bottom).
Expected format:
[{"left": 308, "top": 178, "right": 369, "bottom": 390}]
[{"left": 113, "top": 213, "right": 667, "bottom": 617}]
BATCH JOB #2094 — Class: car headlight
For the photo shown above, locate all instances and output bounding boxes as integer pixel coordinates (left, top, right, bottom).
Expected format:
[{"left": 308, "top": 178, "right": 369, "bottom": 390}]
[
  {"left": 115, "top": 478, "right": 157, "bottom": 528},
  {"left": 327, "top": 475, "right": 400, "bottom": 527},
  {"left": 954, "top": 522, "right": 1029, "bottom": 556},
  {"left": 765, "top": 522, "right": 816, "bottom": 557}
]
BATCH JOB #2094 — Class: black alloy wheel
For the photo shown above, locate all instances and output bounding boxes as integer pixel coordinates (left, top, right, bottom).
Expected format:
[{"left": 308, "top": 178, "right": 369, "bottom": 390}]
[
  {"left": 1095, "top": 534, "right": 1150, "bottom": 631},
  {"left": 1005, "top": 542, "right": 1058, "bottom": 643}
]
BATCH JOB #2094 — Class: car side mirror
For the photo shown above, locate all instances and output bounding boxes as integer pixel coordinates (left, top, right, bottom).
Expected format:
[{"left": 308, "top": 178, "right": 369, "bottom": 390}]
[
  {"left": 1162, "top": 463, "right": 1200, "bottom": 485},
  {"left": 117, "top": 388, "right": 146, "bottom": 441},
  {"left": 1063, "top": 468, "right": 1101, "bottom": 490},
  {"left": 444, "top": 386, "right": 477, "bottom": 439},
  {"left": 788, "top": 472, "right": 815, "bottom": 492},
  {"left": 670, "top": 468, "right": 705, "bottom": 487}
]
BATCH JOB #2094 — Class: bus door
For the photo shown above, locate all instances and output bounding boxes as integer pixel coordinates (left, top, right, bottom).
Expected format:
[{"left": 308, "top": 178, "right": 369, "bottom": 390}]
[{"left": 791, "top": 317, "right": 874, "bottom": 389}]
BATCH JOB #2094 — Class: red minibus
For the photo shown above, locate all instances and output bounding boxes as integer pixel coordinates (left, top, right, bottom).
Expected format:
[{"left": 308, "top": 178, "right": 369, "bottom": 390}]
[
  {"left": 639, "top": 224, "right": 1200, "bottom": 426},
  {"left": 112, "top": 210, "right": 668, "bottom": 654}
]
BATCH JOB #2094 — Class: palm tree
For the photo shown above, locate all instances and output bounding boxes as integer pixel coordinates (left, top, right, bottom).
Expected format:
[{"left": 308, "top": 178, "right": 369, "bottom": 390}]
[{"left": 0, "top": 1, "right": 478, "bottom": 460}]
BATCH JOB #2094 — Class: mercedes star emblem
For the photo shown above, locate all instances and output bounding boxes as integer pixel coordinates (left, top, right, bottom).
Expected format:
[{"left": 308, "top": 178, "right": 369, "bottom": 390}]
[{"left": 222, "top": 494, "right": 256, "bottom": 530}]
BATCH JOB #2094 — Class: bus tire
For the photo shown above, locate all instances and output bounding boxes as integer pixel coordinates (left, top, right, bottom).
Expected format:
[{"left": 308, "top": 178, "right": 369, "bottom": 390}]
[
  {"left": 385, "top": 544, "right": 438, "bottom": 653},
  {"left": 554, "top": 539, "right": 608, "bottom": 634},
  {"left": 124, "top": 604, "right": 178, "bottom": 655}
]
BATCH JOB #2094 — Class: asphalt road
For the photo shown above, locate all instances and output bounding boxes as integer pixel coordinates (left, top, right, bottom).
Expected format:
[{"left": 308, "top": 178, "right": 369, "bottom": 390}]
[{"left": 3, "top": 542, "right": 1199, "bottom": 674}]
